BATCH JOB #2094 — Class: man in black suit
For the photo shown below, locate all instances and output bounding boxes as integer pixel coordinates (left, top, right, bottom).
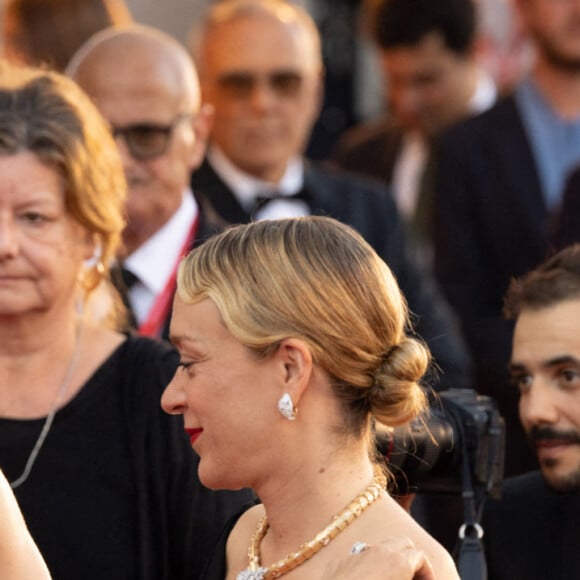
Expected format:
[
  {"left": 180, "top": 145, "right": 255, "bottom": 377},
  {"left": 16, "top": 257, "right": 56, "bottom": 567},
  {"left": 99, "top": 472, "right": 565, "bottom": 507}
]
[
  {"left": 481, "top": 246, "right": 580, "bottom": 579},
  {"left": 331, "top": 0, "right": 496, "bottom": 241},
  {"left": 432, "top": 0, "right": 580, "bottom": 475},
  {"left": 190, "top": 0, "right": 472, "bottom": 395},
  {"left": 68, "top": 25, "right": 222, "bottom": 339},
  {"left": 552, "top": 164, "right": 580, "bottom": 251}
]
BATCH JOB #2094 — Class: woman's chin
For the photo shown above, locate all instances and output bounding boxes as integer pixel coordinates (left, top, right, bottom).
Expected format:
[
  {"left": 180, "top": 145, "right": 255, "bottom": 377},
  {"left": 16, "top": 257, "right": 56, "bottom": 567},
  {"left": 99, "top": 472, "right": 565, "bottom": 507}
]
[{"left": 198, "top": 463, "right": 244, "bottom": 491}]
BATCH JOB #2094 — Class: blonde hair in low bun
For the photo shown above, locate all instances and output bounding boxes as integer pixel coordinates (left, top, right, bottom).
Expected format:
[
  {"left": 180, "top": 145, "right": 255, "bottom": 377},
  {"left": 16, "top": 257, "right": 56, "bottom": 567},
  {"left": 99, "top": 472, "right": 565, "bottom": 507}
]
[
  {"left": 368, "top": 338, "right": 430, "bottom": 427},
  {"left": 177, "top": 216, "right": 430, "bottom": 437}
]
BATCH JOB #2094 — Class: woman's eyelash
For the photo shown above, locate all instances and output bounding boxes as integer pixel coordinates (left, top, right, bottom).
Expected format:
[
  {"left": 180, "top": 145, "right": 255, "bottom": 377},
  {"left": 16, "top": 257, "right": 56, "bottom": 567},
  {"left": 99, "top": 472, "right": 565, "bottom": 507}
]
[{"left": 177, "top": 361, "right": 195, "bottom": 370}]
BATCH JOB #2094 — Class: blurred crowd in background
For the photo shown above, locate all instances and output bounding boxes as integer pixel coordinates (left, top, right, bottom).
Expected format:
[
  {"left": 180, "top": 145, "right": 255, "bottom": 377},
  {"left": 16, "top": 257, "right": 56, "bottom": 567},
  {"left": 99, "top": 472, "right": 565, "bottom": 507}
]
[{"left": 0, "top": 0, "right": 532, "bottom": 159}]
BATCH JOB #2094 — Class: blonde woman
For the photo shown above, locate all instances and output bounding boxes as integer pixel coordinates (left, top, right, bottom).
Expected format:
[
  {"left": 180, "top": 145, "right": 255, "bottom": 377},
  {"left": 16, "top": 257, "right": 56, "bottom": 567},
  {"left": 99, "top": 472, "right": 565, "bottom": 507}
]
[{"left": 162, "top": 217, "right": 459, "bottom": 579}]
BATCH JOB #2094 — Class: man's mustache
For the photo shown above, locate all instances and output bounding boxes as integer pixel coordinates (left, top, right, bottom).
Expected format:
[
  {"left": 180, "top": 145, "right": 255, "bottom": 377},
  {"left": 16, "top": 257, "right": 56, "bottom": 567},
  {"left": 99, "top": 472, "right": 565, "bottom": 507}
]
[{"left": 529, "top": 426, "right": 580, "bottom": 445}]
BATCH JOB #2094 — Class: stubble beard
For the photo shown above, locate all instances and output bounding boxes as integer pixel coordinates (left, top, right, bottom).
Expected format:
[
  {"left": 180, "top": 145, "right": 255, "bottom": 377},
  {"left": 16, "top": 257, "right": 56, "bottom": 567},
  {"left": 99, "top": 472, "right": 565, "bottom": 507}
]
[
  {"left": 541, "top": 458, "right": 580, "bottom": 494},
  {"left": 535, "top": 34, "right": 580, "bottom": 74}
]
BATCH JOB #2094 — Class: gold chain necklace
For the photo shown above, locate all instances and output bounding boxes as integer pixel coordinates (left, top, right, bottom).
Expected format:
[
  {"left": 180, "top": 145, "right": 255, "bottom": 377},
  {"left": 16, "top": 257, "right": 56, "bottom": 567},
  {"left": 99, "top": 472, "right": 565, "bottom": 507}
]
[{"left": 236, "top": 466, "right": 387, "bottom": 580}]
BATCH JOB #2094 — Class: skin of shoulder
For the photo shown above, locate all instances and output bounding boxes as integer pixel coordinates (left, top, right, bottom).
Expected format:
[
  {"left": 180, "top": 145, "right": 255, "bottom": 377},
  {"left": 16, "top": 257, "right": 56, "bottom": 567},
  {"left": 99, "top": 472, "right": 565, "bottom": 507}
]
[
  {"left": 223, "top": 496, "right": 458, "bottom": 579},
  {"left": 225, "top": 503, "right": 266, "bottom": 576},
  {"left": 377, "top": 495, "right": 459, "bottom": 579},
  {"left": 0, "top": 470, "right": 51, "bottom": 579}
]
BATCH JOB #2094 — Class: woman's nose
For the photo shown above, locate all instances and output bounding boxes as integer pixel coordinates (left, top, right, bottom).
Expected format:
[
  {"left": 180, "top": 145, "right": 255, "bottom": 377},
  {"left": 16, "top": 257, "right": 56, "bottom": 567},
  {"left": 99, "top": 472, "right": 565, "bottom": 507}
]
[
  {"left": 160, "top": 370, "right": 187, "bottom": 415},
  {"left": 0, "top": 214, "right": 19, "bottom": 259}
]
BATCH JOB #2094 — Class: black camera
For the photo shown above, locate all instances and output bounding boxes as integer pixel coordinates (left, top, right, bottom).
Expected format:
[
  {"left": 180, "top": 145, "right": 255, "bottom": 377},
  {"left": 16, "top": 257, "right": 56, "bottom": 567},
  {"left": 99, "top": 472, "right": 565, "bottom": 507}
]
[{"left": 376, "top": 388, "right": 505, "bottom": 497}]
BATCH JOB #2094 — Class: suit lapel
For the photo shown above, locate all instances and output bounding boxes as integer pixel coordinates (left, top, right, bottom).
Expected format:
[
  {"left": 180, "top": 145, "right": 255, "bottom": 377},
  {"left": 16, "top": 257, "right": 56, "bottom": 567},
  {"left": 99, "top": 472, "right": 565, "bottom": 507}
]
[
  {"left": 192, "top": 159, "right": 251, "bottom": 224},
  {"left": 192, "top": 190, "right": 230, "bottom": 247},
  {"left": 492, "top": 96, "right": 547, "bottom": 236},
  {"left": 302, "top": 163, "right": 346, "bottom": 218}
]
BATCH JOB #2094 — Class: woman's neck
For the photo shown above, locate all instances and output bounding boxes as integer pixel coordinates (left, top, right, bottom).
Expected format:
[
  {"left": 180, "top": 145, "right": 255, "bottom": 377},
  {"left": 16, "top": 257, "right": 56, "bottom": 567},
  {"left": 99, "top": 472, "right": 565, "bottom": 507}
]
[
  {"left": 255, "top": 451, "right": 377, "bottom": 552},
  {"left": 0, "top": 310, "right": 82, "bottom": 418},
  {"left": 0, "top": 306, "right": 78, "bottom": 353}
]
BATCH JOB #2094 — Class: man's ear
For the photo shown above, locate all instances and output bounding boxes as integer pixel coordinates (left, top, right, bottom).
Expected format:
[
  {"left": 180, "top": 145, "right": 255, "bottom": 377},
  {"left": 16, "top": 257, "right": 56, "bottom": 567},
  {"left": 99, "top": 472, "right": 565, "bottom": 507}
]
[
  {"left": 311, "top": 68, "right": 326, "bottom": 124},
  {"left": 276, "top": 337, "right": 313, "bottom": 406},
  {"left": 189, "top": 102, "right": 214, "bottom": 170}
]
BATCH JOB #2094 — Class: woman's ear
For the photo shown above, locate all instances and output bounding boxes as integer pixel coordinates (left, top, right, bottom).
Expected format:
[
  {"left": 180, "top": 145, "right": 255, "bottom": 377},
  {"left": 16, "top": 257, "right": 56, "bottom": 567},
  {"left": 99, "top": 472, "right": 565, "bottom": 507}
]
[
  {"left": 276, "top": 338, "right": 313, "bottom": 406},
  {"left": 82, "top": 232, "right": 101, "bottom": 264}
]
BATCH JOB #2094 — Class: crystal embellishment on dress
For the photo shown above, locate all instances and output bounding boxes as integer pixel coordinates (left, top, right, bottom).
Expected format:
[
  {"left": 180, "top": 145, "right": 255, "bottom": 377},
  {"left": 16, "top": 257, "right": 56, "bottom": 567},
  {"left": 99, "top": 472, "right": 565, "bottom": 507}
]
[
  {"left": 277, "top": 393, "right": 297, "bottom": 420},
  {"left": 236, "top": 567, "right": 268, "bottom": 580}
]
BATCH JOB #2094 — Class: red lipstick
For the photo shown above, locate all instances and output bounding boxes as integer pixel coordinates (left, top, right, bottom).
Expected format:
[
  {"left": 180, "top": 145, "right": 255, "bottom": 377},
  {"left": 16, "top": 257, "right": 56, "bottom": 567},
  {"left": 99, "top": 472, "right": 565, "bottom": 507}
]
[{"left": 185, "top": 428, "right": 203, "bottom": 446}]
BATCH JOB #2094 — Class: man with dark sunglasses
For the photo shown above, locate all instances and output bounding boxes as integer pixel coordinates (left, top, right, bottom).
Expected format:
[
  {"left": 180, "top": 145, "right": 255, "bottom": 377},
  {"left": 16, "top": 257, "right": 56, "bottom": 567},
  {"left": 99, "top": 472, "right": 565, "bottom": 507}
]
[
  {"left": 110, "top": 112, "right": 195, "bottom": 162},
  {"left": 67, "top": 24, "right": 222, "bottom": 339},
  {"left": 191, "top": 0, "right": 472, "bottom": 394}
]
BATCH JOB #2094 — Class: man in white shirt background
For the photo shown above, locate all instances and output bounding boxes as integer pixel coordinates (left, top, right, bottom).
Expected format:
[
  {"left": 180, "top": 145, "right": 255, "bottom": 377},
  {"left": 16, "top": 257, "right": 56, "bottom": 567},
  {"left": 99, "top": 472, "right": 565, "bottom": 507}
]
[{"left": 67, "top": 24, "right": 220, "bottom": 339}]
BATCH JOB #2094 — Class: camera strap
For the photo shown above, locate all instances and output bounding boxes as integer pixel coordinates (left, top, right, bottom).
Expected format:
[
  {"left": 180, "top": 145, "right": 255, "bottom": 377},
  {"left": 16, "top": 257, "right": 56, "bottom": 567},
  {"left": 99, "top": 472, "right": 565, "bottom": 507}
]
[{"left": 453, "top": 408, "right": 488, "bottom": 580}]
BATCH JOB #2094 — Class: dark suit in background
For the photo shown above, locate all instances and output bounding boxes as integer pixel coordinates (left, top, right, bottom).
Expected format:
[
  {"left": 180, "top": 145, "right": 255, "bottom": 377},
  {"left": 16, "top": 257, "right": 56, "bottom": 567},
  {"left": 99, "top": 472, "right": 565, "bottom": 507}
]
[
  {"left": 432, "top": 95, "right": 551, "bottom": 475},
  {"left": 551, "top": 165, "right": 580, "bottom": 251},
  {"left": 330, "top": 119, "right": 403, "bottom": 186},
  {"left": 329, "top": 120, "right": 437, "bottom": 248}
]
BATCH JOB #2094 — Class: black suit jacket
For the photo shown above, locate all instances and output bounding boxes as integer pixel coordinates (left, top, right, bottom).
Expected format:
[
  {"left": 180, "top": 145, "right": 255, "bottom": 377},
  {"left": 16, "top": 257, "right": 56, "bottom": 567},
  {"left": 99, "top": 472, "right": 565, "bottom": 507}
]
[
  {"left": 193, "top": 157, "right": 473, "bottom": 392},
  {"left": 482, "top": 471, "right": 580, "bottom": 580},
  {"left": 330, "top": 120, "right": 437, "bottom": 240},
  {"left": 551, "top": 164, "right": 580, "bottom": 250},
  {"left": 432, "top": 94, "right": 555, "bottom": 474}
]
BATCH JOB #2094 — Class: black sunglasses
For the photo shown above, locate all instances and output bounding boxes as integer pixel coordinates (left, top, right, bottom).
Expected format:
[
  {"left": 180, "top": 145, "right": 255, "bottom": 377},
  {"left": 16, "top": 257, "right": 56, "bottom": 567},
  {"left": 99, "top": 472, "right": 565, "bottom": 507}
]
[
  {"left": 217, "top": 71, "right": 304, "bottom": 100},
  {"left": 111, "top": 113, "right": 192, "bottom": 160}
]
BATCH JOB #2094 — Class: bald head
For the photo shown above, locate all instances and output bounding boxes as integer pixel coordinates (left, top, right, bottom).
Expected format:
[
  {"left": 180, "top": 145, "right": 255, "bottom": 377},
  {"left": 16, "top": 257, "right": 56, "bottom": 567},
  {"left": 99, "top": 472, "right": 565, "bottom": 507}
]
[
  {"left": 194, "top": 0, "right": 323, "bottom": 80},
  {"left": 68, "top": 24, "right": 201, "bottom": 113}
]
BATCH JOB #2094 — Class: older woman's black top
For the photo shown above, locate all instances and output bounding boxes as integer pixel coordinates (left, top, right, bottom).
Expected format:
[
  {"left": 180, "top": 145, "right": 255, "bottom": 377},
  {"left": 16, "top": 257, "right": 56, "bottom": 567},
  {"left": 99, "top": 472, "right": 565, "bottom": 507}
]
[
  {"left": 201, "top": 502, "right": 259, "bottom": 580},
  {"left": 0, "top": 335, "right": 255, "bottom": 580}
]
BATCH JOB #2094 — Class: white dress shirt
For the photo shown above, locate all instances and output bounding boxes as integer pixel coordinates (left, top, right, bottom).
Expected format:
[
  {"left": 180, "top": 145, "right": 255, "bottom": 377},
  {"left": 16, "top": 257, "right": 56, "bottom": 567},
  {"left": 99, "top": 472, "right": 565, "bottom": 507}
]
[
  {"left": 207, "top": 146, "right": 310, "bottom": 219},
  {"left": 123, "top": 191, "right": 198, "bottom": 325}
]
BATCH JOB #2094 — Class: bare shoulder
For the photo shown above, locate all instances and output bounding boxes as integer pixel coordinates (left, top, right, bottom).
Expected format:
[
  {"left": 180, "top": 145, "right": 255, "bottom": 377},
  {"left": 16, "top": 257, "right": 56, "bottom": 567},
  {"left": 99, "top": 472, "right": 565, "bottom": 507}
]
[
  {"left": 409, "top": 532, "right": 458, "bottom": 579},
  {"left": 378, "top": 496, "right": 459, "bottom": 579},
  {"left": 225, "top": 504, "right": 266, "bottom": 576}
]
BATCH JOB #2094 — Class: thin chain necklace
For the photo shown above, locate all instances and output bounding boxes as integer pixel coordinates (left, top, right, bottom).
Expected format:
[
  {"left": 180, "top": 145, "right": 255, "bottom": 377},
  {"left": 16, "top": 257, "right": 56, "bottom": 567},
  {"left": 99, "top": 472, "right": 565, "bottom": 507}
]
[
  {"left": 10, "top": 323, "right": 84, "bottom": 489},
  {"left": 236, "top": 466, "right": 387, "bottom": 580}
]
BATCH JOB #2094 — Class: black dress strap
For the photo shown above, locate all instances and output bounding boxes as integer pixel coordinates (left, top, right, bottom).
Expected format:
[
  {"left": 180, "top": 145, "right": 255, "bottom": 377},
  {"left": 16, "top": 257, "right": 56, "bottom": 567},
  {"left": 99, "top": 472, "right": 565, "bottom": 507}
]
[{"left": 200, "top": 499, "right": 261, "bottom": 580}]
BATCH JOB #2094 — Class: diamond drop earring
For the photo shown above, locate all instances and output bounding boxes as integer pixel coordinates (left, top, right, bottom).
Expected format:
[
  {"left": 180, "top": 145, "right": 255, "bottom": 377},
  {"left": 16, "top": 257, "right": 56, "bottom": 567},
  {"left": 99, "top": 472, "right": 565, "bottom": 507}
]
[{"left": 278, "top": 393, "right": 297, "bottom": 420}]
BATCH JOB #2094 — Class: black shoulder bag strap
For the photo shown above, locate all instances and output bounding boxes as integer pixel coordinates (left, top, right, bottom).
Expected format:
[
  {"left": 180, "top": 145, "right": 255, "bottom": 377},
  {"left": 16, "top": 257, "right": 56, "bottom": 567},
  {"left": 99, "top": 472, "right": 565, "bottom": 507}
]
[{"left": 452, "top": 406, "right": 487, "bottom": 580}]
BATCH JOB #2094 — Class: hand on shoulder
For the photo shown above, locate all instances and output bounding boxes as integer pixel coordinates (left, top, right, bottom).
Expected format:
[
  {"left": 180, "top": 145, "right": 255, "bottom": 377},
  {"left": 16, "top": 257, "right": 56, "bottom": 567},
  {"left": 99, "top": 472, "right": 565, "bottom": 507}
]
[{"left": 321, "top": 537, "right": 455, "bottom": 580}]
